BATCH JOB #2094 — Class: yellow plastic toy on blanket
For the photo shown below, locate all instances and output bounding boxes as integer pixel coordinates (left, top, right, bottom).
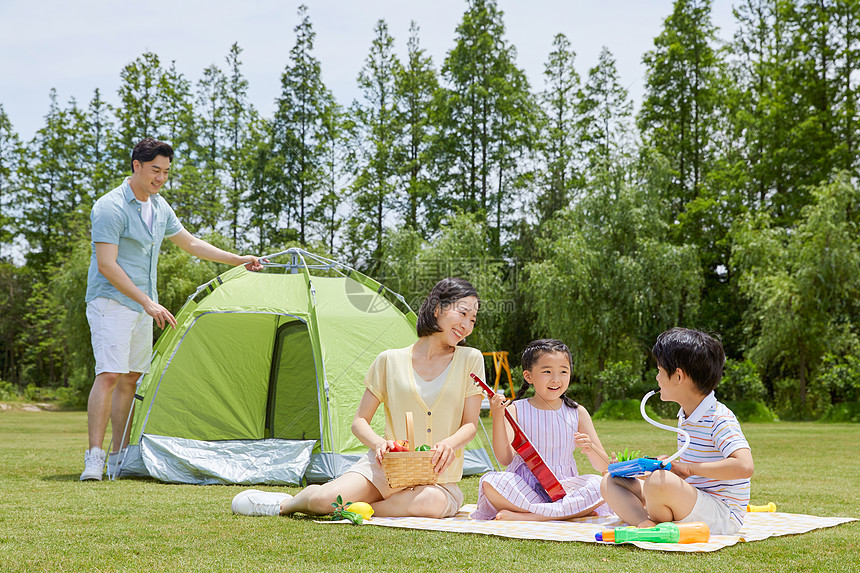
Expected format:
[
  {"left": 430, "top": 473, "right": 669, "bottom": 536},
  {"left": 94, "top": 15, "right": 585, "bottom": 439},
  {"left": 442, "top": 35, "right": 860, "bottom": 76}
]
[{"left": 747, "top": 502, "right": 777, "bottom": 512}]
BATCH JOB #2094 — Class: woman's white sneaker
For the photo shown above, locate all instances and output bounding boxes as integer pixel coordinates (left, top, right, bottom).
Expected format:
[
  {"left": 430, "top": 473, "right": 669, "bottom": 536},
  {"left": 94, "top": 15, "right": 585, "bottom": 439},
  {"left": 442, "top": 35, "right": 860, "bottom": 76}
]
[{"left": 231, "top": 489, "right": 292, "bottom": 516}]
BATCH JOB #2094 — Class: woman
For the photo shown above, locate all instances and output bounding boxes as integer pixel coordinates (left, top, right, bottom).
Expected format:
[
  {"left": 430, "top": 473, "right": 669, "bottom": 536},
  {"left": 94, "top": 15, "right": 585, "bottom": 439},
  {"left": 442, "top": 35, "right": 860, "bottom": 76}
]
[{"left": 231, "top": 277, "right": 485, "bottom": 518}]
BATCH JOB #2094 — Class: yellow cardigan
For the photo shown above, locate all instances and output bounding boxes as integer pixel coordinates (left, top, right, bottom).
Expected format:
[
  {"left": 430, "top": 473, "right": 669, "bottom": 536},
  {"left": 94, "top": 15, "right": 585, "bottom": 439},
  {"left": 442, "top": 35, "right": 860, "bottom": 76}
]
[{"left": 365, "top": 344, "right": 485, "bottom": 482}]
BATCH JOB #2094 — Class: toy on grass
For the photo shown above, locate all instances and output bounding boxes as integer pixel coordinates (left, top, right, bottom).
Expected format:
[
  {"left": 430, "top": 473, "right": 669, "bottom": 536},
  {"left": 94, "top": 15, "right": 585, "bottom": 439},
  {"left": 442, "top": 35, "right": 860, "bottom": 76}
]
[
  {"left": 595, "top": 521, "right": 710, "bottom": 544},
  {"left": 607, "top": 389, "right": 691, "bottom": 478},
  {"left": 747, "top": 502, "right": 777, "bottom": 512}
]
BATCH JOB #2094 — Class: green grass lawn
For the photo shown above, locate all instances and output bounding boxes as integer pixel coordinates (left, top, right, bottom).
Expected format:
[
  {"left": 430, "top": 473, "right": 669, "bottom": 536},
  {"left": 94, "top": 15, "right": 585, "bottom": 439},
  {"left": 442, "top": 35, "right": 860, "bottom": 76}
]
[{"left": 1, "top": 408, "right": 858, "bottom": 573}]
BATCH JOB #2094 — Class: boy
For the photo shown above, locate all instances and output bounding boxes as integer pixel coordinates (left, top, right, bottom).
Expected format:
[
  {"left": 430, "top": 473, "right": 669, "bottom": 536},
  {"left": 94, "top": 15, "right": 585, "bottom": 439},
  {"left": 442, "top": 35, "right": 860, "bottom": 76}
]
[{"left": 600, "top": 328, "right": 754, "bottom": 535}]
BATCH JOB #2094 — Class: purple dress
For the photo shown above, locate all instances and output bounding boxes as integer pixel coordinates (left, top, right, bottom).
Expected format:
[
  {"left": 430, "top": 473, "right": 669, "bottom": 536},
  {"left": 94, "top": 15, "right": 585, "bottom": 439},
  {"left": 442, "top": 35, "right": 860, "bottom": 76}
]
[{"left": 472, "top": 399, "right": 610, "bottom": 520}]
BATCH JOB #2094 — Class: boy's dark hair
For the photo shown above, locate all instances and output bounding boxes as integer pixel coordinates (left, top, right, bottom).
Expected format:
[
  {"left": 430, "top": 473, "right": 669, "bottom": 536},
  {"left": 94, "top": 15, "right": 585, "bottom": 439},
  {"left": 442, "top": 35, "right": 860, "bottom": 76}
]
[
  {"left": 652, "top": 327, "right": 726, "bottom": 395},
  {"left": 131, "top": 137, "right": 174, "bottom": 172},
  {"left": 516, "top": 339, "right": 578, "bottom": 409},
  {"left": 416, "top": 277, "right": 480, "bottom": 343}
]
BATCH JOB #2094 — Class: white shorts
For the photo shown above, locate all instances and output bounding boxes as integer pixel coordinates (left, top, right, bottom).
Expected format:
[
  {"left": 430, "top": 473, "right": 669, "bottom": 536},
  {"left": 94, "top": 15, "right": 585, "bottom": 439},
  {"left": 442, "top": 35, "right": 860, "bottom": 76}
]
[
  {"left": 86, "top": 297, "right": 153, "bottom": 375},
  {"left": 678, "top": 488, "right": 740, "bottom": 535}
]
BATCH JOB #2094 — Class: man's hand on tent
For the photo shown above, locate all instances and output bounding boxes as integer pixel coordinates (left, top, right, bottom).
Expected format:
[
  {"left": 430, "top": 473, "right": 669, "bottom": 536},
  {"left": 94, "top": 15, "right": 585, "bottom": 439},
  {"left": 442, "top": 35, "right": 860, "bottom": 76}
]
[
  {"left": 239, "top": 255, "right": 265, "bottom": 272},
  {"left": 144, "top": 300, "right": 177, "bottom": 329}
]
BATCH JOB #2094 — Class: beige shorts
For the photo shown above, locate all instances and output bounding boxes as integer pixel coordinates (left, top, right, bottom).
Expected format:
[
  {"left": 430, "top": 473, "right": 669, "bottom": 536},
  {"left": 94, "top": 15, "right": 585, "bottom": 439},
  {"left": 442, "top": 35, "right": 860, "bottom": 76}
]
[
  {"left": 86, "top": 297, "right": 152, "bottom": 375},
  {"left": 346, "top": 450, "right": 464, "bottom": 518},
  {"left": 678, "top": 488, "right": 741, "bottom": 535}
]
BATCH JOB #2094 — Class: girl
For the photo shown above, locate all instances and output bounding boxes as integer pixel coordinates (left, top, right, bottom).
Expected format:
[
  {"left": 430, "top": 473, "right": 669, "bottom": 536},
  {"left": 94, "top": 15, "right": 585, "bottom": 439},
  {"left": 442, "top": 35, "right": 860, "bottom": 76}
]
[
  {"left": 232, "top": 277, "right": 485, "bottom": 519},
  {"left": 473, "top": 339, "right": 611, "bottom": 521}
]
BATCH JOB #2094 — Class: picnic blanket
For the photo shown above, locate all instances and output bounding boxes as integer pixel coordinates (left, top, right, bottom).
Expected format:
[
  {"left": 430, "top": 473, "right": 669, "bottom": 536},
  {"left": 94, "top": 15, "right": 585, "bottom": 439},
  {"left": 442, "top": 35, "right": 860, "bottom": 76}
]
[{"left": 359, "top": 505, "right": 857, "bottom": 552}]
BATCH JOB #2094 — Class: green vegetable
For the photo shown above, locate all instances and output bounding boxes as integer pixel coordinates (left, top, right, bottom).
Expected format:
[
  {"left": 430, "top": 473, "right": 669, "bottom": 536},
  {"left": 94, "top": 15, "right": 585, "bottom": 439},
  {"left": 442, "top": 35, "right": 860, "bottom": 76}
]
[
  {"left": 330, "top": 495, "right": 364, "bottom": 525},
  {"left": 415, "top": 444, "right": 430, "bottom": 451}
]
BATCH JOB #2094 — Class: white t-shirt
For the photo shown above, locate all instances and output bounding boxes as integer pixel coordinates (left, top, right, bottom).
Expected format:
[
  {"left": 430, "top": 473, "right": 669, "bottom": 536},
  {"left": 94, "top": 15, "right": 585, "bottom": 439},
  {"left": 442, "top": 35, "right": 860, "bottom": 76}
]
[
  {"left": 139, "top": 199, "right": 153, "bottom": 231},
  {"left": 413, "top": 362, "right": 452, "bottom": 407}
]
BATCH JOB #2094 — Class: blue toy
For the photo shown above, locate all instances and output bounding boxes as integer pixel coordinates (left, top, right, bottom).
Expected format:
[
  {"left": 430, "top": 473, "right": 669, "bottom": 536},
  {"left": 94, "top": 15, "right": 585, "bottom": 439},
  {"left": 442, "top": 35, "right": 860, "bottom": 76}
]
[{"left": 607, "top": 390, "right": 690, "bottom": 478}]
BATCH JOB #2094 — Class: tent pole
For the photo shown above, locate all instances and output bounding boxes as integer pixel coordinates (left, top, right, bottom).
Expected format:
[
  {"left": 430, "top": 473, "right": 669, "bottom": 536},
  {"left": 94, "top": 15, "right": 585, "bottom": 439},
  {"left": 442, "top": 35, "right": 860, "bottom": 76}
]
[{"left": 477, "top": 416, "right": 501, "bottom": 470}]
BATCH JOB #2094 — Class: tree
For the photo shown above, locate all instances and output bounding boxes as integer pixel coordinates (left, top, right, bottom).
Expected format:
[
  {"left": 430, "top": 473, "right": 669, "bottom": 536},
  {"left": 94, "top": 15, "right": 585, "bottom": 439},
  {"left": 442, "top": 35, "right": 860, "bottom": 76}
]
[
  {"left": 14, "top": 92, "right": 91, "bottom": 389},
  {"left": 786, "top": 0, "right": 860, "bottom": 190},
  {"left": 48, "top": 235, "right": 93, "bottom": 396},
  {"left": 244, "top": 114, "right": 282, "bottom": 252},
  {"left": 437, "top": 0, "right": 539, "bottom": 251},
  {"left": 0, "top": 104, "right": 24, "bottom": 258},
  {"left": 524, "top": 180, "right": 702, "bottom": 408},
  {"left": 81, "top": 89, "right": 118, "bottom": 197},
  {"left": 638, "top": 0, "right": 722, "bottom": 220},
  {"left": 309, "top": 99, "right": 345, "bottom": 254},
  {"left": 833, "top": 0, "right": 860, "bottom": 176},
  {"left": 113, "top": 52, "right": 164, "bottom": 173},
  {"left": 535, "top": 33, "right": 584, "bottom": 223},
  {"left": 222, "top": 43, "right": 254, "bottom": 247},
  {"left": 157, "top": 61, "right": 201, "bottom": 230},
  {"left": 348, "top": 18, "right": 404, "bottom": 266},
  {"left": 731, "top": 175, "right": 860, "bottom": 417},
  {"left": 184, "top": 64, "right": 226, "bottom": 232},
  {"left": 640, "top": 0, "right": 740, "bottom": 360},
  {"left": 395, "top": 21, "right": 440, "bottom": 234},
  {"left": 0, "top": 261, "right": 30, "bottom": 385},
  {"left": 272, "top": 4, "right": 335, "bottom": 245},
  {"left": 723, "top": 0, "right": 859, "bottom": 225},
  {"left": 580, "top": 46, "right": 635, "bottom": 192},
  {"left": 725, "top": 0, "right": 790, "bottom": 213},
  {"left": 18, "top": 90, "right": 91, "bottom": 270},
  {"left": 160, "top": 61, "right": 197, "bottom": 162}
]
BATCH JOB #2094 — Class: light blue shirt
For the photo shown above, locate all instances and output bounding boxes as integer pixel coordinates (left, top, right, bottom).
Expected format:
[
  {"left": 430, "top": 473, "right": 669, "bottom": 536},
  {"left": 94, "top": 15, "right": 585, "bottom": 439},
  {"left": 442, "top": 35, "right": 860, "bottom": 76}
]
[{"left": 85, "top": 178, "right": 183, "bottom": 312}]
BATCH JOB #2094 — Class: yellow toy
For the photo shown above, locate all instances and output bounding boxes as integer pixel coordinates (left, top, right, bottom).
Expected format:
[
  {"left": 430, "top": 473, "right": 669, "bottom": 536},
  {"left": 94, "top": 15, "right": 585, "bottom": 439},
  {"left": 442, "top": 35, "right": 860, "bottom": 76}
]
[{"left": 746, "top": 502, "right": 777, "bottom": 512}]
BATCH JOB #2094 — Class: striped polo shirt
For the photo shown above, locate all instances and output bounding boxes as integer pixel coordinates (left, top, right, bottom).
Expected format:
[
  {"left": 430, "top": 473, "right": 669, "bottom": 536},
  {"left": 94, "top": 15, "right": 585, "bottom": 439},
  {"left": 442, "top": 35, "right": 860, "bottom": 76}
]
[{"left": 676, "top": 391, "right": 751, "bottom": 528}]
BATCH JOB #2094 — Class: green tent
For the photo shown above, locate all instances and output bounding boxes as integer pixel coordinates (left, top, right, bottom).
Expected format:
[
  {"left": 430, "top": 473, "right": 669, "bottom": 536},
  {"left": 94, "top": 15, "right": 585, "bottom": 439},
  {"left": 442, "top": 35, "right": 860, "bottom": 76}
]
[{"left": 117, "top": 249, "right": 492, "bottom": 484}]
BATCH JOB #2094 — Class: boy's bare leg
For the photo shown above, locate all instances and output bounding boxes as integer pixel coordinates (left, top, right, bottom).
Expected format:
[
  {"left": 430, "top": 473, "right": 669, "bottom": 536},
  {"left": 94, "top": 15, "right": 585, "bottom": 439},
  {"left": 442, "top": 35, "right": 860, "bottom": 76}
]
[
  {"left": 640, "top": 470, "right": 699, "bottom": 524},
  {"left": 600, "top": 474, "right": 650, "bottom": 526}
]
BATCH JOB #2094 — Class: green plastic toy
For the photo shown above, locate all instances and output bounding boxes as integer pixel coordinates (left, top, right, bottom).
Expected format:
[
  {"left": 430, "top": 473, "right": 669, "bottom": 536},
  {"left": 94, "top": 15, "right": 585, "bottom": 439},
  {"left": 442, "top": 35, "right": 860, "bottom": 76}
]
[{"left": 595, "top": 522, "right": 710, "bottom": 544}]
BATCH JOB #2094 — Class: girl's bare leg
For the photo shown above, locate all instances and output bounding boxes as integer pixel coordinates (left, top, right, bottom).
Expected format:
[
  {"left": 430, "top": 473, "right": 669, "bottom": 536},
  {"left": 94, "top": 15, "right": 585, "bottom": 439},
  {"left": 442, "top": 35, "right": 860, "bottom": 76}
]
[{"left": 482, "top": 483, "right": 603, "bottom": 521}]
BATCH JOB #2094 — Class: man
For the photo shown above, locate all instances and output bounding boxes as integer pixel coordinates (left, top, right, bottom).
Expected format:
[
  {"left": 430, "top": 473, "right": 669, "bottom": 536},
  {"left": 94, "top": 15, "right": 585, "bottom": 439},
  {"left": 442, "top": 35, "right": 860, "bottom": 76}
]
[{"left": 81, "top": 137, "right": 263, "bottom": 481}]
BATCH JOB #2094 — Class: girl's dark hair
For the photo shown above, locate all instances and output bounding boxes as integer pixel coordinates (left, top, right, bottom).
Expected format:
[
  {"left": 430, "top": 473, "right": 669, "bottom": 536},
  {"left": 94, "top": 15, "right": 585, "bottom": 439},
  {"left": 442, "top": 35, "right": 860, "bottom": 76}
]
[
  {"left": 416, "top": 277, "right": 480, "bottom": 343},
  {"left": 131, "top": 137, "right": 174, "bottom": 172},
  {"left": 652, "top": 327, "right": 725, "bottom": 395},
  {"left": 516, "top": 339, "right": 578, "bottom": 409}
]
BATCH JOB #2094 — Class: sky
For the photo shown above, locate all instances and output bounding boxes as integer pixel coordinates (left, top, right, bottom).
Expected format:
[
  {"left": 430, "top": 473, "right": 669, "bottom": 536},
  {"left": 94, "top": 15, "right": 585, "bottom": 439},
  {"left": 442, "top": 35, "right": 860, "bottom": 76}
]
[{"left": 0, "top": 0, "right": 740, "bottom": 143}]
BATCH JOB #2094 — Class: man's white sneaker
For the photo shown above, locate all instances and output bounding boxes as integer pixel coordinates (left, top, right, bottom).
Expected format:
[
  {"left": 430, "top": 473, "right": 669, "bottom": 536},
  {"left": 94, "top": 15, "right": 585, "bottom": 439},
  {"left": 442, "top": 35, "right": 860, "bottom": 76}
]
[
  {"left": 80, "top": 448, "right": 107, "bottom": 481},
  {"left": 231, "top": 489, "right": 292, "bottom": 516}
]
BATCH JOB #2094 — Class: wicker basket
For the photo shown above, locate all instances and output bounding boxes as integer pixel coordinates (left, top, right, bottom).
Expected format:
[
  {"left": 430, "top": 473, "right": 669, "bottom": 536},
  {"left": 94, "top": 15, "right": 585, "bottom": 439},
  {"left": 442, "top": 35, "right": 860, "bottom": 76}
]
[{"left": 380, "top": 412, "right": 438, "bottom": 489}]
